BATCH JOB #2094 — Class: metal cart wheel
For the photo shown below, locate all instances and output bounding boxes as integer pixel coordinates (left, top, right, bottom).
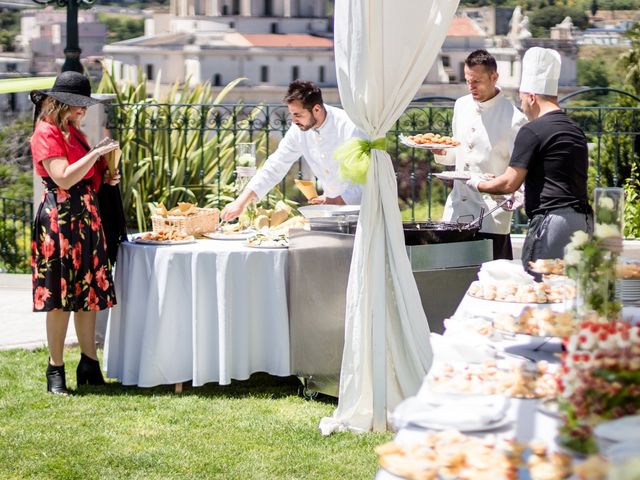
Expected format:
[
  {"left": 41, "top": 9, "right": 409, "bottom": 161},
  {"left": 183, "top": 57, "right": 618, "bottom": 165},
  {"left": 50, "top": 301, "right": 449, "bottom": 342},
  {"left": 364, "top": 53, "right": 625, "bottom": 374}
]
[
  {"left": 302, "top": 386, "right": 319, "bottom": 400},
  {"left": 297, "top": 377, "right": 319, "bottom": 400}
]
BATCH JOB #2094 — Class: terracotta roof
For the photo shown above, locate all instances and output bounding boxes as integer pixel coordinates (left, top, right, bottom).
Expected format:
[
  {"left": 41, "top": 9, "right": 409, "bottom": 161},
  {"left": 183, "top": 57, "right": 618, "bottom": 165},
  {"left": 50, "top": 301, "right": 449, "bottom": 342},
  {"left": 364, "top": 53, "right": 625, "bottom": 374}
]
[
  {"left": 590, "top": 10, "right": 640, "bottom": 21},
  {"left": 241, "top": 34, "right": 333, "bottom": 48},
  {"left": 447, "top": 16, "right": 485, "bottom": 37}
]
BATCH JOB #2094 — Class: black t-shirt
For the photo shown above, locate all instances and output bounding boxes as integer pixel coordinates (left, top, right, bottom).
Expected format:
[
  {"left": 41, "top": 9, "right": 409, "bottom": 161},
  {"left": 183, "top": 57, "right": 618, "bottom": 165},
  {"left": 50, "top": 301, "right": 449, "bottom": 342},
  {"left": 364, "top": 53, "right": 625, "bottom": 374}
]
[{"left": 509, "top": 110, "right": 589, "bottom": 217}]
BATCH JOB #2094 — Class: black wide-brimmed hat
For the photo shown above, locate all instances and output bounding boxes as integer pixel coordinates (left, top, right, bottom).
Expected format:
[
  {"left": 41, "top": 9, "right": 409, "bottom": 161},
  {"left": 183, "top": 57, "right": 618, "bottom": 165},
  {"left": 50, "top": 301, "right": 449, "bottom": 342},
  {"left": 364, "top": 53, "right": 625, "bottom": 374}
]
[{"left": 30, "top": 71, "right": 103, "bottom": 107}]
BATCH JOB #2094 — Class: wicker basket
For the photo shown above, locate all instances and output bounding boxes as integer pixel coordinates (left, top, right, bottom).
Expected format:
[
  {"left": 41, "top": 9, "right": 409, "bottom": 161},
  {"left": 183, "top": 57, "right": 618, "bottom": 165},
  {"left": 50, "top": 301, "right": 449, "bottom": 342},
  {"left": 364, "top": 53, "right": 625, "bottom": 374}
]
[{"left": 151, "top": 207, "right": 219, "bottom": 236}]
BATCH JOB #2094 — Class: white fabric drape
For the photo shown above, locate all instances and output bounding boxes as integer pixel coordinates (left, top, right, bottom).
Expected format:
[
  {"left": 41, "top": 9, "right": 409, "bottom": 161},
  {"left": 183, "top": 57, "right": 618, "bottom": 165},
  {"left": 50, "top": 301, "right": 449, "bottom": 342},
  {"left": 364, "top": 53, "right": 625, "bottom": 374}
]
[{"left": 320, "top": 0, "right": 459, "bottom": 434}]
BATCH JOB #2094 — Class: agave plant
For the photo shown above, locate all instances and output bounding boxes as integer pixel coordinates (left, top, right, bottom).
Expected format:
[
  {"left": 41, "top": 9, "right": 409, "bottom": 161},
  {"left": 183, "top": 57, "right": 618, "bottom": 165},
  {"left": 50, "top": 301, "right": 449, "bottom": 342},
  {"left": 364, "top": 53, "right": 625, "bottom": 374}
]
[{"left": 97, "top": 65, "right": 268, "bottom": 231}]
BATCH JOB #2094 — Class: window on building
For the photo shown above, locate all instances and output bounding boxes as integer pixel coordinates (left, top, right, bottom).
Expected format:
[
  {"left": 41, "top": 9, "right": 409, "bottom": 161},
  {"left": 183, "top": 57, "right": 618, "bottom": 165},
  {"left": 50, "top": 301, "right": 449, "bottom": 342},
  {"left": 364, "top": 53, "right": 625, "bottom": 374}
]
[
  {"left": 319, "top": 65, "right": 325, "bottom": 83},
  {"left": 271, "top": 22, "right": 278, "bottom": 34},
  {"left": 292, "top": 66, "right": 299, "bottom": 82},
  {"left": 222, "top": 5, "right": 228, "bottom": 15},
  {"left": 6, "top": 63, "right": 17, "bottom": 72},
  {"left": 146, "top": 64, "right": 154, "bottom": 81},
  {"left": 264, "top": 0, "right": 273, "bottom": 16},
  {"left": 232, "top": 0, "right": 240, "bottom": 15},
  {"left": 213, "top": 74, "right": 222, "bottom": 86},
  {"left": 441, "top": 56, "right": 450, "bottom": 68},
  {"left": 261, "top": 66, "right": 269, "bottom": 82},
  {"left": 510, "top": 60, "right": 514, "bottom": 77}
]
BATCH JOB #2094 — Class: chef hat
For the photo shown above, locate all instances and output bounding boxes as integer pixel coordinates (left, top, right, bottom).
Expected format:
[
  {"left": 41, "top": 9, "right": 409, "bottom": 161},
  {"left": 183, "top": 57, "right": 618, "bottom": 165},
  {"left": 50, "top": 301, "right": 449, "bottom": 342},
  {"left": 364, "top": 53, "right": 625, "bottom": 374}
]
[{"left": 519, "top": 47, "right": 562, "bottom": 96}]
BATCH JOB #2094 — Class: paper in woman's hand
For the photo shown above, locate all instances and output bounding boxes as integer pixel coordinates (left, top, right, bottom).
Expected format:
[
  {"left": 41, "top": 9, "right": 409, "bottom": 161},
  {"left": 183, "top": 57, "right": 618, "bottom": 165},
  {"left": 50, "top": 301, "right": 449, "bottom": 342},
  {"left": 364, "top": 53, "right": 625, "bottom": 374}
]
[{"left": 105, "top": 147, "right": 122, "bottom": 176}]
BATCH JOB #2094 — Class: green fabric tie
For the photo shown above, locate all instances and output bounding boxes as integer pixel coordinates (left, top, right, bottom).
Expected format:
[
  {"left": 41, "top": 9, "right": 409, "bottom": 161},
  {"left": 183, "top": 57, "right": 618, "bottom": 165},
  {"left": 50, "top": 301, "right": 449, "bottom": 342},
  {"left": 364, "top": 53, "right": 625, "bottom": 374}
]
[{"left": 335, "top": 137, "right": 386, "bottom": 185}]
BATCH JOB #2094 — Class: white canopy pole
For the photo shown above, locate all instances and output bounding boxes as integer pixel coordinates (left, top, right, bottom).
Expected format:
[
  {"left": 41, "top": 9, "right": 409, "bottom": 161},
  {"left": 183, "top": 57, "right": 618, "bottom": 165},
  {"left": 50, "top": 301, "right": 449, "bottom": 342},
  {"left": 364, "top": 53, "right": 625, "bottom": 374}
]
[{"left": 320, "top": 0, "right": 459, "bottom": 435}]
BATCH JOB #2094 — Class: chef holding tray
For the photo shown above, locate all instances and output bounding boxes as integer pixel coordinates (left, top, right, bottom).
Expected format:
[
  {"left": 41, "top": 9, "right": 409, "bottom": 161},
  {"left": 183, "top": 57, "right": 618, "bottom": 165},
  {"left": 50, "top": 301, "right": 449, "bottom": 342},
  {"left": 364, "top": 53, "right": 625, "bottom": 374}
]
[
  {"left": 221, "top": 80, "right": 363, "bottom": 221},
  {"left": 431, "top": 49, "right": 527, "bottom": 260}
]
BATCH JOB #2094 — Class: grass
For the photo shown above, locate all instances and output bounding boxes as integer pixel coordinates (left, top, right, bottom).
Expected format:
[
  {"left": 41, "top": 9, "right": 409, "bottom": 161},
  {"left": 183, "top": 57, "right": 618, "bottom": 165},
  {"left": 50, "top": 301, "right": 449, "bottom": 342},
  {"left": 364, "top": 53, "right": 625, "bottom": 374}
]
[
  {"left": 0, "top": 347, "right": 392, "bottom": 480},
  {"left": 400, "top": 201, "right": 444, "bottom": 222}
]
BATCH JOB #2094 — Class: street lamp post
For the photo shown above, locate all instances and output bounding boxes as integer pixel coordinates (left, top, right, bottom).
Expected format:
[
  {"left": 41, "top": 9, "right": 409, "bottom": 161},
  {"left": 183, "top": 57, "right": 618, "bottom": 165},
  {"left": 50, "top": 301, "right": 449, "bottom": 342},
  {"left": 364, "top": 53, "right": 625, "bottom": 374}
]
[{"left": 32, "top": 0, "right": 96, "bottom": 73}]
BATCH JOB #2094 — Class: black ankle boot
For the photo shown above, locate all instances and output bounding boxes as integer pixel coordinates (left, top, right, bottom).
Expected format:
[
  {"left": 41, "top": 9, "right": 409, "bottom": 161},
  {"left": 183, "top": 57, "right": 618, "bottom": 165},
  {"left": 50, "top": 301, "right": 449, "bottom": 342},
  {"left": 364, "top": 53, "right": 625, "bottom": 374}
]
[
  {"left": 76, "top": 353, "right": 105, "bottom": 386},
  {"left": 46, "top": 363, "right": 70, "bottom": 395}
]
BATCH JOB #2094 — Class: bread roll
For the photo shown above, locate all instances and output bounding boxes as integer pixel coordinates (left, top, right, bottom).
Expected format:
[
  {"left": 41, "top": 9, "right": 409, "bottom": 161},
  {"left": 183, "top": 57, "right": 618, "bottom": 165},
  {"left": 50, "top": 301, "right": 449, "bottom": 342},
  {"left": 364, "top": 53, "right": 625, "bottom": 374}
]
[
  {"left": 270, "top": 210, "right": 289, "bottom": 228},
  {"left": 254, "top": 214, "right": 270, "bottom": 230},
  {"left": 275, "top": 200, "right": 292, "bottom": 215}
]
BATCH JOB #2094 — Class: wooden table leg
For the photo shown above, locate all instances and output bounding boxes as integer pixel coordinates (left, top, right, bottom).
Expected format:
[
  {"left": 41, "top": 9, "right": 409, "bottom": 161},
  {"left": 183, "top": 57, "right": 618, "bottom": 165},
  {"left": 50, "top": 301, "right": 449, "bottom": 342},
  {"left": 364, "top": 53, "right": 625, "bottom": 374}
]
[{"left": 175, "top": 382, "right": 183, "bottom": 393}]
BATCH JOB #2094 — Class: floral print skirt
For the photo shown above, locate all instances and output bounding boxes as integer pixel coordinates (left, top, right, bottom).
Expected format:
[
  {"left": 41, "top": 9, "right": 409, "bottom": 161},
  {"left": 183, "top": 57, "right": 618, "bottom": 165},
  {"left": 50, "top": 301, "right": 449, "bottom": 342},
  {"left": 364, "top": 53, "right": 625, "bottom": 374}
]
[{"left": 31, "top": 178, "right": 117, "bottom": 312}]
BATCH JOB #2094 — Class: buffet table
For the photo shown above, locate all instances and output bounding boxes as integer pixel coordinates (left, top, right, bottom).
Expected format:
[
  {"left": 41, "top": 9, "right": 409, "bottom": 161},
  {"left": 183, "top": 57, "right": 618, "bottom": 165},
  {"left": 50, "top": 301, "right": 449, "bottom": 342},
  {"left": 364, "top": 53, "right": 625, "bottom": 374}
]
[
  {"left": 375, "top": 269, "right": 640, "bottom": 479},
  {"left": 104, "top": 239, "right": 291, "bottom": 388}
]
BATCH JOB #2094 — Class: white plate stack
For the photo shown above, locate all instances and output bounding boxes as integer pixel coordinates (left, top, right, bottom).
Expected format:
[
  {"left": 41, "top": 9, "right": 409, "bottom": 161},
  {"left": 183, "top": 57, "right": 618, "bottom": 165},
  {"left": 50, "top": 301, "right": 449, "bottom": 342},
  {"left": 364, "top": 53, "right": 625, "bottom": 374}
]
[{"left": 617, "top": 278, "right": 640, "bottom": 306}]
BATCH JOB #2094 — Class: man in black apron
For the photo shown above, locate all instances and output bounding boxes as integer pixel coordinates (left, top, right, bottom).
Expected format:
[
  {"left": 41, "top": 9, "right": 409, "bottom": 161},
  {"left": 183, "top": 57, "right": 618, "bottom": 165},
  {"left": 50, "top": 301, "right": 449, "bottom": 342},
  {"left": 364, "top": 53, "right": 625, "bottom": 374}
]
[{"left": 465, "top": 47, "right": 593, "bottom": 268}]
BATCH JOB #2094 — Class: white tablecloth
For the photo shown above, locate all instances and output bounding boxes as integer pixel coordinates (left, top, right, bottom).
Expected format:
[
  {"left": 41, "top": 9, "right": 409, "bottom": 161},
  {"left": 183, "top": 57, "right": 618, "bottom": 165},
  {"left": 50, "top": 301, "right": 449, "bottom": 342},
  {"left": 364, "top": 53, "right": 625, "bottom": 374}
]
[
  {"left": 376, "top": 285, "right": 640, "bottom": 479},
  {"left": 104, "top": 239, "right": 291, "bottom": 387}
]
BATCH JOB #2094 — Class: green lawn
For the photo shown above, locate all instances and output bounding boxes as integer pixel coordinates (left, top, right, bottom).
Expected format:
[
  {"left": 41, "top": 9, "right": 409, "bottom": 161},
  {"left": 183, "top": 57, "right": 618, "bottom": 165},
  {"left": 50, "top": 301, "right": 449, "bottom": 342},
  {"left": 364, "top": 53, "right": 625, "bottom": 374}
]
[
  {"left": 401, "top": 201, "right": 444, "bottom": 222},
  {"left": 0, "top": 347, "right": 392, "bottom": 480}
]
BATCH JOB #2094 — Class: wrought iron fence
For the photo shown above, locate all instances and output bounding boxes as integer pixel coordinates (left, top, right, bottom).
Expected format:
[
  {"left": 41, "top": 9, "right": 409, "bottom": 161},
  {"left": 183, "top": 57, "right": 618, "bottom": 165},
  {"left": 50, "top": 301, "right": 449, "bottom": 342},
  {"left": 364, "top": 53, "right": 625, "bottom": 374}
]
[
  {"left": 104, "top": 100, "right": 461, "bottom": 231},
  {"left": 2, "top": 91, "right": 639, "bottom": 272},
  {"left": 105, "top": 96, "right": 640, "bottom": 233},
  {"left": 0, "top": 197, "right": 33, "bottom": 273}
]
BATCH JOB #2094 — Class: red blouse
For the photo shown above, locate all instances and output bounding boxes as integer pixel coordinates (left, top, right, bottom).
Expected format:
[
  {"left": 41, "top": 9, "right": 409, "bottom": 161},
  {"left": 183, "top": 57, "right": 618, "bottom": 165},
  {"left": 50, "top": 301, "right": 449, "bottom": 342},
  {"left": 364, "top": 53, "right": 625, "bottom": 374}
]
[{"left": 31, "top": 120, "right": 105, "bottom": 191}]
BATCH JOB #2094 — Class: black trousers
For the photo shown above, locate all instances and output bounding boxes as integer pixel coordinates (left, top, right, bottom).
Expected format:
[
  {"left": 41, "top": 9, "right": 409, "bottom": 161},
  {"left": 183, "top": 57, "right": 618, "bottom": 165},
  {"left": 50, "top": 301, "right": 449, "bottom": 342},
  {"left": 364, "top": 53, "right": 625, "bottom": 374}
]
[{"left": 475, "top": 232, "right": 513, "bottom": 260}]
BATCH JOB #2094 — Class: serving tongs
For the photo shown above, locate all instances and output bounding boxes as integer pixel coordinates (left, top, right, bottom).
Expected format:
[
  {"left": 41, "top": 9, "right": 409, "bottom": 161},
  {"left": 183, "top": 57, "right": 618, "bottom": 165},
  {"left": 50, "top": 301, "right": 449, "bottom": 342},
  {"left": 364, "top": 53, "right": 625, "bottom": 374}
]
[
  {"left": 216, "top": 219, "right": 228, "bottom": 232},
  {"left": 466, "top": 197, "right": 513, "bottom": 230}
]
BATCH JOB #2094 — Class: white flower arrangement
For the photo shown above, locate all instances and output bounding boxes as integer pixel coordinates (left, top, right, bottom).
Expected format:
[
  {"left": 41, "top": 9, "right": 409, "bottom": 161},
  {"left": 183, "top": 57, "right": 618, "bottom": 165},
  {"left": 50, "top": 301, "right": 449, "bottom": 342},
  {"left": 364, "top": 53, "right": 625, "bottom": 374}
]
[
  {"left": 598, "top": 196, "right": 615, "bottom": 211},
  {"left": 563, "top": 247, "right": 581, "bottom": 266},
  {"left": 594, "top": 223, "right": 620, "bottom": 239},
  {"left": 571, "top": 230, "right": 590, "bottom": 247},
  {"left": 564, "top": 188, "right": 623, "bottom": 320}
]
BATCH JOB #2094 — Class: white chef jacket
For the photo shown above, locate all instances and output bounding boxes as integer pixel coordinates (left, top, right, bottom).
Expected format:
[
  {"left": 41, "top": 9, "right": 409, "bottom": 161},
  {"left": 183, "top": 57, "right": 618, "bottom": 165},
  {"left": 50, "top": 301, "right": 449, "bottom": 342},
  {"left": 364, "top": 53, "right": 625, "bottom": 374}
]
[
  {"left": 246, "top": 104, "right": 363, "bottom": 205},
  {"left": 435, "top": 90, "right": 527, "bottom": 235}
]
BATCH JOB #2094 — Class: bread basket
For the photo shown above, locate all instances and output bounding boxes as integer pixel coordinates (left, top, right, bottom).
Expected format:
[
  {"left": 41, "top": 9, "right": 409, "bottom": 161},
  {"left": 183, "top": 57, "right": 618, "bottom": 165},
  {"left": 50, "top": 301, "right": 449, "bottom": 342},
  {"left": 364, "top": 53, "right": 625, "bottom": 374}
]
[{"left": 151, "top": 208, "right": 219, "bottom": 236}]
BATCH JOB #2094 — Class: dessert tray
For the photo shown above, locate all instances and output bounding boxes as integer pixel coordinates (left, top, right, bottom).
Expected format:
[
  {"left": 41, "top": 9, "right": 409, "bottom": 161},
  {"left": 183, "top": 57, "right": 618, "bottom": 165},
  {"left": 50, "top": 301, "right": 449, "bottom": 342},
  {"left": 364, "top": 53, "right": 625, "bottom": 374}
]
[
  {"left": 427, "top": 359, "right": 558, "bottom": 399},
  {"left": 245, "top": 232, "right": 289, "bottom": 249},
  {"left": 467, "top": 280, "right": 574, "bottom": 304},
  {"left": 492, "top": 307, "right": 577, "bottom": 338},
  {"left": 133, "top": 232, "right": 196, "bottom": 245},
  {"left": 203, "top": 229, "right": 256, "bottom": 241},
  {"left": 433, "top": 171, "right": 473, "bottom": 181},
  {"left": 376, "top": 431, "right": 574, "bottom": 480},
  {"left": 399, "top": 133, "right": 459, "bottom": 150}
]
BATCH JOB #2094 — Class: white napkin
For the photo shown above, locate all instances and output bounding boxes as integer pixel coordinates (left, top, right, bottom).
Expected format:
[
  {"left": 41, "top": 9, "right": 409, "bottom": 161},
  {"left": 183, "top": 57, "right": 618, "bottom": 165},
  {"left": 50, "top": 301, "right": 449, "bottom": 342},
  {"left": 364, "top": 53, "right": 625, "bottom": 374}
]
[
  {"left": 477, "top": 259, "right": 534, "bottom": 285},
  {"left": 595, "top": 415, "right": 640, "bottom": 443},
  {"left": 391, "top": 391, "right": 509, "bottom": 431},
  {"left": 431, "top": 332, "right": 495, "bottom": 364}
]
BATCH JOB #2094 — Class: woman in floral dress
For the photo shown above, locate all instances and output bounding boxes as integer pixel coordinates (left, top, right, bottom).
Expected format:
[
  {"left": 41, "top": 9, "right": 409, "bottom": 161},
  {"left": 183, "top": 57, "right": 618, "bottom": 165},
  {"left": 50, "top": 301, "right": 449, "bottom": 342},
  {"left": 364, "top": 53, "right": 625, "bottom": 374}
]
[{"left": 30, "top": 71, "right": 121, "bottom": 395}]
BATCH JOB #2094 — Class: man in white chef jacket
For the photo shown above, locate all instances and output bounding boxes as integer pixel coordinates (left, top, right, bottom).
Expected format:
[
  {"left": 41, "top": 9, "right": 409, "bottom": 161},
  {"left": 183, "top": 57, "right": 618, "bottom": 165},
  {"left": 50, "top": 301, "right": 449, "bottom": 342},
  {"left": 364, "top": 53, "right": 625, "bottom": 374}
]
[
  {"left": 433, "top": 50, "right": 527, "bottom": 260},
  {"left": 221, "top": 80, "right": 362, "bottom": 221},
  {"left": 467, "top": 47, "right": 593, "bottom": 265}
]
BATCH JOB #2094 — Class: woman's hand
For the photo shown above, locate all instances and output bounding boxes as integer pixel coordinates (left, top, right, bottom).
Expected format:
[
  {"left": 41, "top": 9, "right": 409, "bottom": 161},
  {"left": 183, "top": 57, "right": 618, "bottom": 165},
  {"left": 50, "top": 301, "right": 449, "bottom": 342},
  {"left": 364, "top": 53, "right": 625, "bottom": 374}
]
[
  {"left": 103, "top": 169, "right": 121, "bottom": 186},
  {"left": 309, "top": 195, "right": 346, "bottom": 205},
  {"left": 93, "top": 137, "right": 117, "bottom": 149},
  {"left": 91, "top": 139, "right": 119, "bottom": 159}
]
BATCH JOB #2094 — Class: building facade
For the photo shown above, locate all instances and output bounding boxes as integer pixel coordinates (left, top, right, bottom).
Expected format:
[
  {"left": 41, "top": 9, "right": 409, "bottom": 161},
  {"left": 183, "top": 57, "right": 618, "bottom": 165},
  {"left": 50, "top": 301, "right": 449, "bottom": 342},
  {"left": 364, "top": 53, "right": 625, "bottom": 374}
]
[
  {"left": 18, "top": 6, "right": 107, "bottom": 74},
  {"left": 102, "top": 2, "right": 577, "bottom": 101}
]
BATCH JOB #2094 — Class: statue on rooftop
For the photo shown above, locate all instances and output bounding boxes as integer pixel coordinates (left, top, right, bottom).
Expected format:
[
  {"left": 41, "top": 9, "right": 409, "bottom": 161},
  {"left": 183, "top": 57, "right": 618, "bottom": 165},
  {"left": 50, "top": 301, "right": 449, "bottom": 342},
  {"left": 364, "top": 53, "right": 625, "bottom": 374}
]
[{"left": 508, "top": 6, "right": 532, "bottom": 48}]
